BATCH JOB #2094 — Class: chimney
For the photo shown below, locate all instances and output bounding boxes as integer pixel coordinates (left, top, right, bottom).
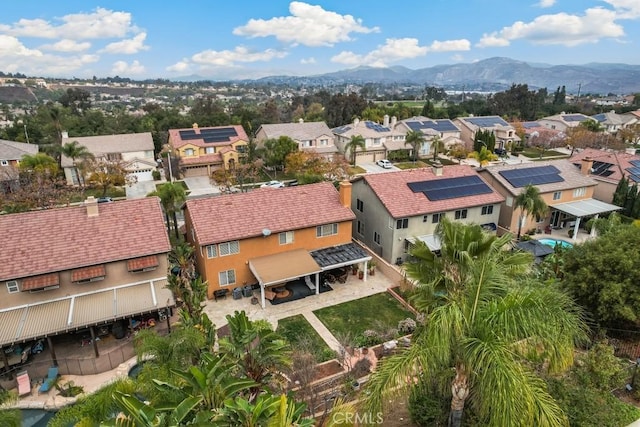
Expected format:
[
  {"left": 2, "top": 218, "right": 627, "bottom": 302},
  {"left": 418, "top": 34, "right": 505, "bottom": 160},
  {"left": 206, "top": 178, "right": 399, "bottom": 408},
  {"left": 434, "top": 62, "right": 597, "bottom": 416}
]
[
  {"left": 85, "top": 196, "right": 99, "bottom": 217},
  {"left": 581, "top": 157, "right": 594, "bottom": 176},
  {"left": 192, "top": 123, "right": 198, "bottom": 129},
  {"left": 390, "top": 116, "right": 397, "bottom": 128},
  {"left": 61, "top": 131, "right": 69, "bottom": 139},
  {"left": 383, "top": 115, "right": 389, "bottom": 127},
  {"left": 353, "top": 117, "right": 360, "bottom": 127},
  {"left": 432, "top": 161, "right": 443, "bottom": 176},
  {"left": 339, "top": 180, "right": 352, "bottom": 208}
]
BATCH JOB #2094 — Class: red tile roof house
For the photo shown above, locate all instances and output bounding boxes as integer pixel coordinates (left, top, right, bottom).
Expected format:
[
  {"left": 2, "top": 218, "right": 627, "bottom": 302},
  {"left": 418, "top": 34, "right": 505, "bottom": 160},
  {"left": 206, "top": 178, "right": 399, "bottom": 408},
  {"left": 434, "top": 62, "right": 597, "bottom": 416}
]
[
  {"left": 351, "top": 164, "right": 504, "bottom": 265},
  {"left": 0, "top": 197, "right": 173, "bottom": 374},
  {"left": 168, "top": 124, "right": 249, "bottom": 178},
  {"left": 569, "top": 148, "right": 640, "bottom": 203},
  {"left": 183, "top": 181, "right": 371, "bottom": 308}
]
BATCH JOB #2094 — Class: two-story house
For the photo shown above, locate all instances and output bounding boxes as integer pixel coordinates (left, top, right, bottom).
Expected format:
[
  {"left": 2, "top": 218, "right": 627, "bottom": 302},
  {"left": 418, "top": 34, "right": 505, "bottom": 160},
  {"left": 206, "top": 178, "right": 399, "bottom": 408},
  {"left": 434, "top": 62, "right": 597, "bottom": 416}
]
[
  {"left": 391, "top": 116, "right": 463, "bottom": 158},
  {"left": 592, "top": 110, "right": 638, "bottom": 135},
  {"left": 168, "top": 124, "right": 248, "bottom": 178},
  {"left": 479, "top": 159, "right": 622, "bottom": 240},
  {"left": 183, "top": 181, "right": 370, "bottom": 308},
  {"left": 254, "top": 121, "right": 338, "bottom": 159},
  {"left": 351, "top": 164, "right": 504, "bottom": 265},
  {"left": 0, "top": 197, "right": 173, "bottom": 368},
  {"left": 537, "top": 113, "right": 595, "bottom": 133},
  {"left": 454, "top": 115, "right": 520, "bottom": 152},
  {"left": 332, "top": 117, "right": 404, "bottom": 166},
  {"left": 0, "top": 139, "right": 38, "bottom": 191},
  {"left": 569, "top": 148, "right": 640, "bottom": 203},
  {"left": 61, "top": 132, "right": 157, "bottom": 185}
]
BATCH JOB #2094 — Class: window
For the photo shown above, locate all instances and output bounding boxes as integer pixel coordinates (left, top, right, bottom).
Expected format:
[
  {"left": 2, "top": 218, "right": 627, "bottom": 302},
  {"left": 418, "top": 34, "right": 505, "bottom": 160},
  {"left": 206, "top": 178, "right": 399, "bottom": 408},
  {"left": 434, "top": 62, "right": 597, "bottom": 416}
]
[
  {"left": 320, "top": 139, "right": 328, "bottom": 146},
  {"left": 455, "top": 209, "right": 468, "bottom": 220},
  {"left": 106, "top": 153, "right": 122, "bottom": 161},
  {"left": 206, "top": 245, "right": 217, "bottom": 258},
  {"left": 279, "top": 231, "right": 294, "bottom": 245},
  {"left": 481, "top": 205, "right": 494, "bottom": 215},
  {"left": 218, "top": 240, "right": 240, "bottom": 256},
  {"left": 6, "top": 280, "right": 18, "bottom": 293},
  {"left": 185, "top": 148, "right": 195, "bottom": 156},
  {"left": 373, "top": 138, "right": 381, "bottom": 146},
  {"left": 316, "top": 223, "right": 338, "bottom": 237},
  {"left": 423, "top": 215, "right": 428, "bottom": 222},
  {"left": 553, "top": 191, "right": 562, "bottom": 200},
  {"left": 573, "top": 187, "right": 586, "bottom": 197},
  {"left": 373, "top": 231, "right": 381, "bottom": 245},
  {"left": 506, "top": 196, "right": 513, "bottom": 207},
  {"left": 396, "top": 218, "right": 409, "bottom": 229},
  {"left": 357, "top": 220, "right": 365, "bottom": 236},
  {"left": 219, "top": 269, "right": 236, "bottom": 286},
  {"left": 301, "top": 140, "right": 312, "bottom": 148},
  {"left": 432, "top": 213, "right": 443, "bottom": 224},
  {"left": 205, "top": 147, "right": 215, "bottom": 154},
  {"left": 356, "top": 199, "right": 364, "bottom": 212}
]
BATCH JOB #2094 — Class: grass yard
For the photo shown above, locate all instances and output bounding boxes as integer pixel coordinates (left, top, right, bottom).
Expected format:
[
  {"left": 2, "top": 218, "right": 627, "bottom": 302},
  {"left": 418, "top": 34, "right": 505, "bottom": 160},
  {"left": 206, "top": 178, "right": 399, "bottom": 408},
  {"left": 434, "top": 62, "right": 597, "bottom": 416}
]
[
  {"left": 349, "top": 165, "right": 367, "bottom": 175},
  {"left": 276, "top": 315, "right": 335, "bottom": 362},
  {"left": 313, "top": 293, "right": 414, "bottom": 346},
  {"left": 395, "top": 161, "right": 429, "bottom": 170},
  {"left": 520, "top": 148, "right": 568, "bottom": 159}
]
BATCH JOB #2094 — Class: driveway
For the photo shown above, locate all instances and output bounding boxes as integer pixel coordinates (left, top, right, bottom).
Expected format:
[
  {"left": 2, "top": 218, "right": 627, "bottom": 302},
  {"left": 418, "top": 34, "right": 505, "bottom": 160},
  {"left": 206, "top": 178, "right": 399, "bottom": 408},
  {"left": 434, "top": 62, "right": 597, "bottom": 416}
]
[
  {"left": 358, "top": 162, "right": 401, "bottom": 173},
  {"left": 126, "top": 180, "right": 160, "bottom": 199},
  {"left": 183, "top": 176, "right": 220, "bottom": 198}
]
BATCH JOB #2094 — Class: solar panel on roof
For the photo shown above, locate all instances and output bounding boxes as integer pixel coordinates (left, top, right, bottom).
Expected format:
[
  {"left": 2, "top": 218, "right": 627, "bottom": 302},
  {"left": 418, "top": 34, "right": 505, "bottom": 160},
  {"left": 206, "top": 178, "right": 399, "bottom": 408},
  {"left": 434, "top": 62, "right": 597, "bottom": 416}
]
[
  {"left": 499, "top": 165, "right": 563, "bottom": 188},
  {"left": 203, "top": 136, "right": 231, "bottom": 143},
  {"left": 629, "top": 174, "right": 640, "bottom": 183},
  {"left": 522, "top": 122, "right": 541, "bottom": 129},
  {"left": 407, "top": 175, "right": 493, "bottom": 201},
  {"left": 630, "top": 160, "right": 640, "bottom": 168},
  {"left": 591, "top": 161, "right": 613, "bottom": 176},
  {"left": 466, "top": 116, "right": 509, "bottom": 128},
  {"left": 562, "top": 115, "right": 587, "bottom": 122},
  {"left": 627, "top": 167, "right": 640, "bottom": 176}
]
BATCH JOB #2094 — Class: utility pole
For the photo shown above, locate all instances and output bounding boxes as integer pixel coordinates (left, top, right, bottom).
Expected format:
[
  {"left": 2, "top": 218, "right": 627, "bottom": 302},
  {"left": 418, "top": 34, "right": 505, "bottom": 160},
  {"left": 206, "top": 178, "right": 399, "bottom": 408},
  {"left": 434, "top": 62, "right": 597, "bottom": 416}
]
[
  {"left": 576, "top": 82, "right": 582, "bottom": 100},
  {"left": 167, "top": 154, "right": 173, "bottom": 182},
  {"left": 24, "top": 124, "right": 29, "bottom": 143}
]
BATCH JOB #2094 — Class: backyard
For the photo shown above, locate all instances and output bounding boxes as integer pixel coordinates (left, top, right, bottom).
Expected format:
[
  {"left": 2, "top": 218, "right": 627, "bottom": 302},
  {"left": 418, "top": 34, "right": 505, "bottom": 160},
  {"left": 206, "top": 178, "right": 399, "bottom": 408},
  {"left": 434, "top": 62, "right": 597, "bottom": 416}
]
[
  {"left": 276, "top": 315, "right": 335, "bottom": 362},
  {"left": 313, "top": 292, "right": 415, "bottom": 348}
]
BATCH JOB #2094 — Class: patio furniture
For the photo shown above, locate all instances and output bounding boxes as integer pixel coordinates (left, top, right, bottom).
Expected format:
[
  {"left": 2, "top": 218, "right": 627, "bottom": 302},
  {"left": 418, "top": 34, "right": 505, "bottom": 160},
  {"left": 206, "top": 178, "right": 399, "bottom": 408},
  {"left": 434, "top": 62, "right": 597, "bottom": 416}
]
[
  {"left": 16, "top": 370, "right": 31, "bottom": 396},
  {"left": 213, "top": 289, "right": 228, "bottom": 301},
  {"left": 39, "top": 366, "right": 59, "bottom": 393},
  {"left": 265, "top": 290, "right": 276, "bottom": 301}
]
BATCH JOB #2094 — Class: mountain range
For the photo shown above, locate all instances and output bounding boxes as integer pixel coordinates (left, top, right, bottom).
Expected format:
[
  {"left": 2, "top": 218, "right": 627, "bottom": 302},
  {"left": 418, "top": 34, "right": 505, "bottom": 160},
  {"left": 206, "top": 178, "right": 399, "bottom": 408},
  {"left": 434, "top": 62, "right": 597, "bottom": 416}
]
[{"left": 251, "top": 57, "right": 640, "bottom": 95}]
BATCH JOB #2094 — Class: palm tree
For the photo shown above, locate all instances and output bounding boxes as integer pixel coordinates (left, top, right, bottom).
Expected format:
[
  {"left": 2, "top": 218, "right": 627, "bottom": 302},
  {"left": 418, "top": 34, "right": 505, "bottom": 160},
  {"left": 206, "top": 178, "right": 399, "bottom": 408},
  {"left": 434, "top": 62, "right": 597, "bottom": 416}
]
[
  {"left": 404, "top": 130, "right": 426, "bottom": 163},
  {"left": 60, "top": 140, "right": 94, "bottom": 186},
  {"left": 431, "top": 135, "right": 445, "bottom": 162},
  {"left": 363, "top": 218, "right": 586, "bottom": 427},
  {"left": 0, "top": 389, "right": 20, "bottom": 427},
  {"left": 344, "top": 135, "right": 366, "bottom": 165},
  {"left": 149, "top": 182, "right": 186, "bottom": 240},
  {"left": 467, "top": 146, "right": 496, "bottom": 166},
  {"left": 19, "top": 152, "right": 59, "bottom": 176},
  {"left": 514, "top": 184, "right": 549, "bottom": 240}
]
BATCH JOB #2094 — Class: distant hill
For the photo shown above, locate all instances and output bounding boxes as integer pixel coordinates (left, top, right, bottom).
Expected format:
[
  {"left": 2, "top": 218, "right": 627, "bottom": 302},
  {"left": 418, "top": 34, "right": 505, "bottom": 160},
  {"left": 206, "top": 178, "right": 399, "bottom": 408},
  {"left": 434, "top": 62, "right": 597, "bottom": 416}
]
[
  {"left": 0, "top": 86, "right": 38, "bottom": 103},
  {"left": 255, "top": 57, "right": 640, "bottom": 94}
]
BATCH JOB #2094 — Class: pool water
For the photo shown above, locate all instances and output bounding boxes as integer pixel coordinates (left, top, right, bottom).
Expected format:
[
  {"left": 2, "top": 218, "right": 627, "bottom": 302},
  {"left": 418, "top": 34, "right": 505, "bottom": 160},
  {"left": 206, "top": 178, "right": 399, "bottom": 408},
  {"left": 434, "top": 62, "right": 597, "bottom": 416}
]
[{"left": 538, "top": 238, "right": 573, "bottom": 249}]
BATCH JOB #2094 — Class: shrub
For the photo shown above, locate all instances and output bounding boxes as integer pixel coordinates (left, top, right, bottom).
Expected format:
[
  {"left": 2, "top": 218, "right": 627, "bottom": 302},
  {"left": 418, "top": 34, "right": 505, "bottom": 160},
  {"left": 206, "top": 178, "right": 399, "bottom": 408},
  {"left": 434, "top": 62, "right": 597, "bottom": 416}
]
[
  {"left": 352, "top": 357, "right": 372, "bottom": 378},
  {"left": 398, "top": 318, "right": 417, "bottom": 334},
  {"left": 152, "top": 170, "right": 161, "bottom": 180}
]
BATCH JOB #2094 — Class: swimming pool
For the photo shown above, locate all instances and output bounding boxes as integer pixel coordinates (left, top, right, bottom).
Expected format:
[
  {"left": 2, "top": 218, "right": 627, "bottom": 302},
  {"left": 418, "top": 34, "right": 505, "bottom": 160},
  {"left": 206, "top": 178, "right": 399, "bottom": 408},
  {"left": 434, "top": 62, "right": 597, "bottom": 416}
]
[{"left": 537, "top": 238, "right": 574, "bottom": 249}]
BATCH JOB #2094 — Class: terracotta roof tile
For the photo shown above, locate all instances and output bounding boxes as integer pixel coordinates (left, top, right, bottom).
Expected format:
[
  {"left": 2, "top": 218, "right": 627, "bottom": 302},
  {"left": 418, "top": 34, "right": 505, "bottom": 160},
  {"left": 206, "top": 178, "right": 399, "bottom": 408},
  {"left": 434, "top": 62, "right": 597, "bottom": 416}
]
[
  {"left": 21, "top": 273, "right": 60, "bottom": 291},
  {"left": 180, "top": 153, "right": 222, "bottom": 165},
  {"left": 185, "top": 182, "right": 355, "bottom": 245},
  {"left": 0, "top": 197, "right": 171, "bottom": 282},
  {"left": 127, "top": 255, "right": 159, "bottom": 271},
  {"left": 360, "top": 165, "right": 505, "bottom": 218},
  {"left": 569, "top": 148, "right": 640, "bottom": 183},
  {"left": 71, "top": 265, "right": 106, "bottom": 282}
]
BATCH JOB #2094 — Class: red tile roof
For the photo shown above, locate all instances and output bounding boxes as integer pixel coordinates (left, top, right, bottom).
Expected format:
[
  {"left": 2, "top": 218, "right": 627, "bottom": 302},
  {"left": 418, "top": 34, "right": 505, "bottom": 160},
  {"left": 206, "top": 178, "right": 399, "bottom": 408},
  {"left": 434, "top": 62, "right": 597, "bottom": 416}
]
[
  {"left": 185, "top": 181, "right": 355, "bottom": 245},
  {"left": 360, "top": 165, "right": 504, "bottom": 218},
  {"left": 569, "top": 148, "right": 640, "bottom": 183},
  {"left": 0, "top": 197, "right": 171, "bottom": 282},
  {"left": 168, "top": 125, "right": 248, "bottom": 150},
  {"left": 127, "top": 255, "right": 159, "bottom": 271},
  {"left": 22, "top": 273, "right": 60, "bottom": 290},
  {"left": 71, "top": 265, "right": 106, "bottom": 282}
]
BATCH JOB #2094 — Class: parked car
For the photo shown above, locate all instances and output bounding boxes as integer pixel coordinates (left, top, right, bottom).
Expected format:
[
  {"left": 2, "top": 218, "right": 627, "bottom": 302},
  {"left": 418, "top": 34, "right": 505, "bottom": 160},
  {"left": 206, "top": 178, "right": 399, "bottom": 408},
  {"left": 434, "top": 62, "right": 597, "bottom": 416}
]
[
  {"left": 260, "top": 180, "right": 285, "bottom": 189},
  {"left": 97, "top": 197, "right": 113, "bottom": 203},
  {"left": 376, "top": 159, "right": 393, "bottom": 169},
  {"left": 494, "top": 148, "right": 508, "bottom": 157}
]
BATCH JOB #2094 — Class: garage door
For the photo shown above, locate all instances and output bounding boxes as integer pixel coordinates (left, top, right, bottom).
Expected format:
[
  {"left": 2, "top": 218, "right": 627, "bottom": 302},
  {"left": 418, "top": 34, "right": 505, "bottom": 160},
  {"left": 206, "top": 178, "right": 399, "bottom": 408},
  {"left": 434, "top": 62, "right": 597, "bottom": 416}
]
[
  {"left": 356, "top": 152, "right": 375, "bottom": 164},
  {"left": 130, "top": 169, "right": 154, "bottom": 182},
  {"left": 183, "top": 166, "right": 209, "bottom": 178}
]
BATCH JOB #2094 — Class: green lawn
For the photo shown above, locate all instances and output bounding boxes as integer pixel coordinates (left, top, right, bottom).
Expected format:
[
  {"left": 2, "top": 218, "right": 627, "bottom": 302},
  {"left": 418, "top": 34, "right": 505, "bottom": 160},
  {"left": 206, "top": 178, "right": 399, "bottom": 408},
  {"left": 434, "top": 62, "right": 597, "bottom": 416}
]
[
  {"left": 276, "top": 315, "right": 335, "bottom": 362},
  {"left": 395, "top": 161, "right": 429, "bottom": 170},
  {"left": 519, "top": 149, "right": 568, "bottom": 159},
  {"left": 313, "top": 293, "right": 414, "bottom": 346}
]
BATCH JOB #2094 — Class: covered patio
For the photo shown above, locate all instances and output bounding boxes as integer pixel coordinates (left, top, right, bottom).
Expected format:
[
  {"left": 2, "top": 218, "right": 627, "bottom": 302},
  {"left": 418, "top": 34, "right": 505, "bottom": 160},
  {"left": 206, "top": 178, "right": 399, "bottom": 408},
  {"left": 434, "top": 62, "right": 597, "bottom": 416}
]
[{"left": 550, "top": 198, "right": 622, "bottom": 241}]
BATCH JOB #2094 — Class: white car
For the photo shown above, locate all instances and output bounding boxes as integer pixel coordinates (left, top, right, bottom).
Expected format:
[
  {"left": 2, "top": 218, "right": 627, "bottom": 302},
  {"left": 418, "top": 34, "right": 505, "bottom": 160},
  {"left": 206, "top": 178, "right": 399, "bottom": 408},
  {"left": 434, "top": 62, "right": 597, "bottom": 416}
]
[
  {"left": 376, "top": 159, "right": 393, "bottom": 169},
  {"left": 260, "top": 180, "right": 285, "bottom": 189}
]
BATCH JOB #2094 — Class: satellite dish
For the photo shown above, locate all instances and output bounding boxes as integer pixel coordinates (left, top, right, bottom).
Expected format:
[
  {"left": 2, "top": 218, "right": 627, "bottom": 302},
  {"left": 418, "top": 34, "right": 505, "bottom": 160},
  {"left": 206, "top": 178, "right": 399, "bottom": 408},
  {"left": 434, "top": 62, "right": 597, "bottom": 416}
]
[{"left": 262, "top": 228, "right": 271, "bottom": 237}]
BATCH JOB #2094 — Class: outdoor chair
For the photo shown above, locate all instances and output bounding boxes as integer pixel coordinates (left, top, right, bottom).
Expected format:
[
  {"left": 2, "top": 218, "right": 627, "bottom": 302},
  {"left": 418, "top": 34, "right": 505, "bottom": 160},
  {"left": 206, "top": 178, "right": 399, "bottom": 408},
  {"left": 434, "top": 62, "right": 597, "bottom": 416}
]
[
  {"left": 16, "top": 370, "right": 31, "bottom": 396},
  {"left": 39, "top": 366, "right": 59, "bottom": 393}
]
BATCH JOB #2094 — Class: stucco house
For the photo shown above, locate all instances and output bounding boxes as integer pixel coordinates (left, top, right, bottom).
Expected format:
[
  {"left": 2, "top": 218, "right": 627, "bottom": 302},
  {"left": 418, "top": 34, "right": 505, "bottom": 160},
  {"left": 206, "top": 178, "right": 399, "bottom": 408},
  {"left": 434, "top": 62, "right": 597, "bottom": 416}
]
[
  {"left": 0, "top": 139, "right": 38, "bottom": 190},
  {"left": 332, "top": 117, "right": 404, "bottom": 165},
  {"left": 61, "top": 132, "right": 156, "bottom": 185},
  {"left": 537, "top": 113, "right": 595, "bottom": 133},
  {"left": 183, "top": 181, "right": 371, "bottom": 308},
  {"left": 569, "top": 148, "right": 640, "bottom": 203},
  {"left": 454, "top": 116, "right": 520, "bottom": 151},
  {"left": 168, "top": 124, "right": 248, "bottom": 178},
  {"left": 254, "top": 121, "right": 338, "bottom": 158},
  {"left": 391, "top": 116, "right": 463, "bottom": 158},
  {"left": 0, "top": 197, "right": 173, "bottom": 368},
  {"left": 591, "top": 110, "right": 638, "bottom": 134},
  {"left": 479, "top": 159, "right": 622, "bottom": 240},
  {"left": 351, "top": 164, "right": 504, "bottom": 265}
]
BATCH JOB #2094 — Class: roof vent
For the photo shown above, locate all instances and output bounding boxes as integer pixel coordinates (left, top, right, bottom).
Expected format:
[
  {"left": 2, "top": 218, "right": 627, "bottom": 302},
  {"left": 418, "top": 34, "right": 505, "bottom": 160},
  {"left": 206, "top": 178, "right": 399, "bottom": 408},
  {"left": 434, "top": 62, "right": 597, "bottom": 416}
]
[{"left": 262, "top": 228, "right": 271, "bottom": 237}]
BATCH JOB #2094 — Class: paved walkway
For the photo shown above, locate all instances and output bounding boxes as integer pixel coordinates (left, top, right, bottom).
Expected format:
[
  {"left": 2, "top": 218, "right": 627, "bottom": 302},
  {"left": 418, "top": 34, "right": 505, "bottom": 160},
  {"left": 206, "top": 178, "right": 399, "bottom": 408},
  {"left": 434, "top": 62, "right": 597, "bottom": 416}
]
[{"left": 301, "top": 310, "right": 341, "bottom": 352}]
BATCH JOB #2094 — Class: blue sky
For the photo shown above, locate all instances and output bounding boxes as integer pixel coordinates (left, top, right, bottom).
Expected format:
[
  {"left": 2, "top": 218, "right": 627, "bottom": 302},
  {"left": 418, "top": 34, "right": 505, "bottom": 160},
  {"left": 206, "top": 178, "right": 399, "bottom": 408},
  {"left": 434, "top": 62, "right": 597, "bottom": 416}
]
[{"left": 1, "top": 1, "right": 638, "bottom": 80}]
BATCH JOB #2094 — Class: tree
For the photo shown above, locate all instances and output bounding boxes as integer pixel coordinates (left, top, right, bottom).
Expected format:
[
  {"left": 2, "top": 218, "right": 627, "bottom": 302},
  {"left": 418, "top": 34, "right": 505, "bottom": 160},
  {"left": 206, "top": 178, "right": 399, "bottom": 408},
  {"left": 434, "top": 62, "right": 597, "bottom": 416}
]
[
  {"left": 404, "top": 130, "right": 427, "bottom": 162},
  {"left": 19, "top": 152, "right": 58, "bottom": 176},
  {"left": 579, "top": 119, "right": 604, "bottom": 133},
  {"left": 344, "top": 134, "right": 366, "bottom": 165},
  {"left": 284, "top": 150, "right": 349, "bottom": 183},
  {"left": 211, "top": 159, "right": 264, "bottom": 193},
  {"left": 448, "top": 143, "right": 469, "bottom": 164},
  {"left": 167, "top": 242, "right": 207, "bottom": 319},
  {"left": 513, "top": 184, "right": 549, "bottom": 240},
  {"left": 263, "top": 136, "right": 298, "bottom": 176},
  {"left": 85, "top": 158, "right": 136, "bottom": 197},
  {"left": 60, "top": 140, "right": 94, "bottom": 186},
  {"left": 0, "top": 389, "right": 19, "bottom": 427},
  {"left": 431, "top": 135, "right": 445, "bottom": 162},
  {"left": 467, "top": 146, "right": 496, "bottom": 166},
  {"left": 562, "top": 223, "right": 640, "bottom": 329},
  {"left": 473, "top": 129, "right": 496, "bottom": 153},
  {"left": 363, "top": 218, "right": 586, "bottom": 427},
  {"left": 150, "top": 182, "right": 186, "bottom": 240}
]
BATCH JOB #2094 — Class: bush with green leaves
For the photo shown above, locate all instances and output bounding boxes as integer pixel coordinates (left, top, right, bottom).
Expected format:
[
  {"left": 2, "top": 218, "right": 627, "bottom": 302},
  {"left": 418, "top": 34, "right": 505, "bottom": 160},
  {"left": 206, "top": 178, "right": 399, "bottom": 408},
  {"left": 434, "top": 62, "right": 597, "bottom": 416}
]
[{"left": 397, "top": 317, "right": 416, "bottom": 334}]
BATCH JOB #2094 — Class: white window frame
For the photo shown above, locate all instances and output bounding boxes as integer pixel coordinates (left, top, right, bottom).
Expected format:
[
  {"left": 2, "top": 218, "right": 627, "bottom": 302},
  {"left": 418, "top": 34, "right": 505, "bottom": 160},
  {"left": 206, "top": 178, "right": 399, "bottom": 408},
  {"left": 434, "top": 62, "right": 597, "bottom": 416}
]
[
  {"left": 279, "top": 231, "right": 294, "bottom": 245},
  {"left": 481, "top": 205, "right": 494, "bottom": 215},
  {"left": 396, "top": 218, "right": 409, "bottom": 229},
  {"left": 185, "top": 148, "right": 195, "bottom": 156},
  {"left": 205, "top": 147, "right": 215, "bottom": 154},
  {"left": 206, "top": 245, "right": 217, "bottom": 258},
  {"left": 6, "top": 280, "right": 19, "bottom": 293},
  {"left": 432, "top": 213, "right": 443, "bottom": 224},
  {"left": 218, "top": 240, "right": 240, "bottom": 256},
  {"left": 505, "top": 196, "right": 513, "bottom": 207},
  {"left": 573, "top": 187, "right": 586, "bottom": 197},
  {"left": 316, "top": 223, "right": 338, "bottom": 237},
  {"left": 553, "top": 191, "right": 562, "bottom": 200},
  {"left": 455, "top": 209, "right": 468, "bottom": 220},
  {"left": 320, "top": 139, "right": 328, "bottom": 146},
  {"left": 219, "top": 269, "right": 236, "bottom": 286}
]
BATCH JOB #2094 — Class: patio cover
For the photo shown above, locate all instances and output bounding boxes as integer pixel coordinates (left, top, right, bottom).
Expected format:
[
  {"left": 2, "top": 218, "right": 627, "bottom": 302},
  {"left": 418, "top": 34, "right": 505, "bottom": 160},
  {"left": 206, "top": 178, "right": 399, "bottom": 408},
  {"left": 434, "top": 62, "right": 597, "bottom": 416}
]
[
  {"left": 249, "top": 249, "right": 322, "bottom": 288},
  {"left": 552, "top": 199, "right": 622, "bottom": 217},
  {"left": 406, "top": 234, "right": 442, "bottom": 252}
]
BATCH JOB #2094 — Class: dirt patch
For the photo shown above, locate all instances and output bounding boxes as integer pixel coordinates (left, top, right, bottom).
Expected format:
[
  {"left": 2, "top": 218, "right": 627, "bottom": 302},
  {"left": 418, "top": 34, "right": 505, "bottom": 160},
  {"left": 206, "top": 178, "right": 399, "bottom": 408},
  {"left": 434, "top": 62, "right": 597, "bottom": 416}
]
[
  {"left": 314, "top": 359, "right": 344, "bottom": 382},
  {"left": 381, "top": 395, "right": 419, "bottom": 427}
]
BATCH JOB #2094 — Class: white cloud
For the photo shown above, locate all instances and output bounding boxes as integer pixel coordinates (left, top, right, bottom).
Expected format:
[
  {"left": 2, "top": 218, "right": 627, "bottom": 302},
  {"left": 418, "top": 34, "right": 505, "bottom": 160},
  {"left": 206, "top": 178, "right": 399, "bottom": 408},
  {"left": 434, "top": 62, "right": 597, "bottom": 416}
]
[
  {"left": 111, "top": 60, "right": 145, "bottom": 75},
  {"left": 191, "top": 46, "right": 288, "bottom": 67},
  {"left": 450, "top": 54, "right": 464, "bottom": 62},
  {"left": 603, "top": 0, "right": 640, "bottom": 19},
  {"left": 477, "top": 7, "right": 624, "bottom": 47},
  {"left": 40, "top": 39, "right": 91, "bottom": 52},
  {"left": 0, "top": 8, "right": 138, "bottom": 40},
  {"left": 300, "top": 57, "right": 316, "bottom": 64},
  {"left": 428, "top": 39, "right": 471, "bottom": 52},
  {"left": 167, "top": 60, "right": 191, "bottom": 73},
  {"left": 537, "top": 0, "right": 556, "bottom": 7},
  {"left": 101, "top": 33, "right": 149, "bottom": 54},
  {"left": 233, "top": 1, "right": 379, "bottom": 47}
]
